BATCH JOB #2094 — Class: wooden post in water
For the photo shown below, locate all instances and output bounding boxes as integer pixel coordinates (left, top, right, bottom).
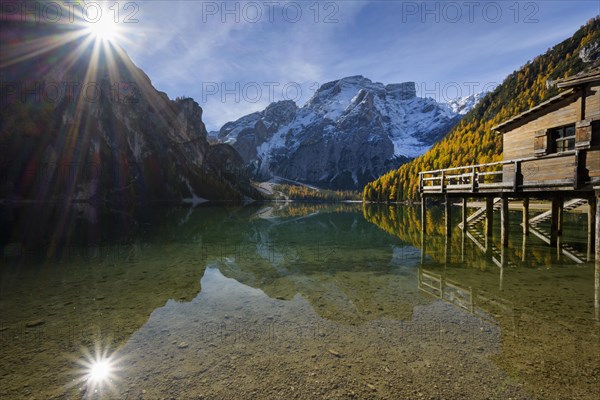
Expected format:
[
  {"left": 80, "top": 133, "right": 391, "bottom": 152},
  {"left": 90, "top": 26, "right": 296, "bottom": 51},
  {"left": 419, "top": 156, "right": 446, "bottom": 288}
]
[
  {"left": 460, "top": 231, "right": 467, "bottom": 262},
  {"left": 485, "top": 197, "right": 493, "bottom": 238},
  {"left": 588, "top": 197, "right": 597, "bottom": 262},
  {"left": 445, "top": 196, "right": 452, "bottom": 238},
  {"left": 462, "top": 197, "right": 468, "bottom": 232},
  {"left": 501, "top": 196, "right": 509, "bottom": 248},
  {"left": 596, "top": 193, "right": 600, "bottom": 264},
  {"left": 421, "top": 196, "right": 427, "bottom": 235},
  {"left": 557, "top": 198, "right": 564, "bottom": 237},
  {"left": 522, "top": 197, "right": 529, "bottom": 236},
  {"left": 556, "top": 198, "right": 564, "bottom": 257},
  {"left": 594, "top": 255, "right": 600, "bottom": 322},
  {"left": 461, "top": 228, "right": 466, "bottom": 262},
  {"left": 445, "top": 235, "right": 451, "bottom": 266},
  {"left": 499, "top": 246, "right": 505, "bottom": 290},
  {"left": 550, "top": 198, "right": 559, "bottom": 247},
  {"left": 551, "top": 199, "right": 558, "bottom": 246},
  {"left": 421, "top": 195, "right": 427, "bottom": 265},
  {"left": 595, "top": 193, "right": 600, "bottom": 321}
]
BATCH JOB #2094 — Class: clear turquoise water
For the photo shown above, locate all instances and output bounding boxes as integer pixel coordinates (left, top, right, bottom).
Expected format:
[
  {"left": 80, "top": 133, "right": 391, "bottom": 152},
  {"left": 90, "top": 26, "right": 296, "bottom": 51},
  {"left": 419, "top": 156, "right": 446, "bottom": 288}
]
[{"left": 1, "top": 203, "right": 598, "bottom": 399}]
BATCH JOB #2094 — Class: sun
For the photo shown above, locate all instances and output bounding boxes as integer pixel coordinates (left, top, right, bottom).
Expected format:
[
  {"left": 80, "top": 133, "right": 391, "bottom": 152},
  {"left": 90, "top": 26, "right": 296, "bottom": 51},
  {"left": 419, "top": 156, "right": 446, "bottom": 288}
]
[{"left": 86, "top": 17, "right": 119, "bottom": 42}]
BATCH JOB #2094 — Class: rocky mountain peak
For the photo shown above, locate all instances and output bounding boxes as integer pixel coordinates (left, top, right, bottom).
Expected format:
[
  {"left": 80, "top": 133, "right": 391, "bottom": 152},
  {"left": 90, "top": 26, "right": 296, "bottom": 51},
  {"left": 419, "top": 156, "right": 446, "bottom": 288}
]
[
  {"left": 263, "top": 100, "right": 298, "bottom": 129},
  {"left": 216, "top": 76, "right": 482, "bottom": 189},
  {"left": 385, "top": 82, "right": 417, "bottom": 100}
]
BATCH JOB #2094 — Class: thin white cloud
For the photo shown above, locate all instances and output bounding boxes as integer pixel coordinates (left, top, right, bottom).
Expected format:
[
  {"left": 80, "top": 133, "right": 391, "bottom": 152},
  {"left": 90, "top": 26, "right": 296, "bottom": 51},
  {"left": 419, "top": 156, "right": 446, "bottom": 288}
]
[{"left": 122, "top": 0, "right": 598, "bottom": 130}]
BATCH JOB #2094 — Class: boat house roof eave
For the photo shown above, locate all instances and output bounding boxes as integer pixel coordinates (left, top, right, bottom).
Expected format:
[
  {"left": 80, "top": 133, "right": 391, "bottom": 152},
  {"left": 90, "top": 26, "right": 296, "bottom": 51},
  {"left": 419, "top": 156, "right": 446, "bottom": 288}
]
[
  {"left": 555, "top": 69, "right": 600, "bottom": 88},
  {"left": 492, "top": 88, "right": 576, "bottom": 133}
]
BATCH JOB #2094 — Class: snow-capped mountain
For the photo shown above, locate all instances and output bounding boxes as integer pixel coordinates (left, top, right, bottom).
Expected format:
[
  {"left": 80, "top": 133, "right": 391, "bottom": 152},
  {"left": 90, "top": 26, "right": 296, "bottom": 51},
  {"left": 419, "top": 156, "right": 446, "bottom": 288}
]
[
  {"left": 447, "top": 91, "right": 487, "bottom": 115},
  {"left": 218, "top": 76, "right": 481, "bottom": 189}
]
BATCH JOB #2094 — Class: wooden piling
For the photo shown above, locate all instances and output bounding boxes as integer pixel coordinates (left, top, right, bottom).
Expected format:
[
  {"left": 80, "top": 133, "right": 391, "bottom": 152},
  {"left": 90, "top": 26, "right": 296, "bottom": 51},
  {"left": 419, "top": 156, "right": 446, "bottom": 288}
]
[
  {"left": 501, "top": 196, "right": 509, "bottom": 248},
  {"left": 421, "top": 196, "right": 427, "bottom": 265},
  {"left": 461, "top": 229, "right": 466, "bottom": 262},
  {"left": 462, "top": 198, "right": 468, "bottom": 232},
  {"left": 550, "top": 197, "right": 562, "bottom": 247},
  {"left": 595, "top": 257, "right": 599, "bottom": 322},
  {"left": 445, "top": 235, "right": 451, "bottom": 265},
  {"left": 445, "top": 196, "right": 452, "bottom": 237},
  {"left": 522, "top": 197, "right": 529, "bottom": 236},
  {"left": 485, "top": 197, "right": 493, "bottom": 238},
  {"left": 550, "top": 198, "right": 559, "bottom": 247},
  {"left": 588, "top": 197, "right": 596, "bottom": 262},
  {"left": 596, "top": 194, "right": 600, "bottom": 264},
  {"left": 499, "top": 246, "right": 506, "bottom": 291},
  {"left": 421, "top": 196, "right": 427, "bottom": 235},
  {"left": 557, "top": 198, "right": 564, "bottom": 237},
  {"left": 595, "top": 193, "right": 599, "bottom": 322}
]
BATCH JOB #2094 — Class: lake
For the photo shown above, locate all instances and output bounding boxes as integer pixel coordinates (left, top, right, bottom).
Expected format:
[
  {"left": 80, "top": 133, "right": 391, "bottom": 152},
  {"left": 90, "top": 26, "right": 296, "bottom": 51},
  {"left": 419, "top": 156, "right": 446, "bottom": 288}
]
[{"left": 1, "top": 203, "right": 598, "bottom": 399}]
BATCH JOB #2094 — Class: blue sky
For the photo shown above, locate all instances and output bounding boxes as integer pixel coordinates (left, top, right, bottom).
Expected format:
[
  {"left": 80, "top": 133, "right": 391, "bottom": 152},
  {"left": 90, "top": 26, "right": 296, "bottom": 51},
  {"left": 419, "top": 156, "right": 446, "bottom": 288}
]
[{"left": 117, "top": 1, "right": 600, "bottom": 131}]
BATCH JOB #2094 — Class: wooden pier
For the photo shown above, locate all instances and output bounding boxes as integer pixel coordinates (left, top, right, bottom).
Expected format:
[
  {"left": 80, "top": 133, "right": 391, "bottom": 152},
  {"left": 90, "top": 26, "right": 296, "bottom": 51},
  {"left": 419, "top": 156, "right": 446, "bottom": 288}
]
[{"left": 419, "top": 69, "right": 600, "bottom": 263}]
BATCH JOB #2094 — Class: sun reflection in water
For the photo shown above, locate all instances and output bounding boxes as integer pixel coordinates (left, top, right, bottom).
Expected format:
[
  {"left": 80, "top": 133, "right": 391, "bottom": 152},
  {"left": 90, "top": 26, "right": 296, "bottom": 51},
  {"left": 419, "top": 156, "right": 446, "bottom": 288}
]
[
  {"left": 88, "top": 358, "right": 112, "bottom": 383},
  {"left": 68, "top": 341, "right": 123, "bottom": 397}
]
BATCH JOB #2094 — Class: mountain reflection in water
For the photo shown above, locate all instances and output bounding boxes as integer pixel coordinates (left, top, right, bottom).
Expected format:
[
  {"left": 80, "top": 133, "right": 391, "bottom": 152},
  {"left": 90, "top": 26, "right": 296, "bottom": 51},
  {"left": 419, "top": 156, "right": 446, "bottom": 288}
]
[{"left": 0, "top": 203, "right": 598, "bottom": 399}]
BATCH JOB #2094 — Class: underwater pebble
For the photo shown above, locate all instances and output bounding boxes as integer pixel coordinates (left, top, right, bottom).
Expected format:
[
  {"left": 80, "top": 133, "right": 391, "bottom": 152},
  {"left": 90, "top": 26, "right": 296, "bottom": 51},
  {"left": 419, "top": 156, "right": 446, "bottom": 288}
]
[
  {"left": 327, "top": 349, "right": 342, "bottom": 358},
  {"left": 25, "top": 320, "right": 45, "bottom": 328}
]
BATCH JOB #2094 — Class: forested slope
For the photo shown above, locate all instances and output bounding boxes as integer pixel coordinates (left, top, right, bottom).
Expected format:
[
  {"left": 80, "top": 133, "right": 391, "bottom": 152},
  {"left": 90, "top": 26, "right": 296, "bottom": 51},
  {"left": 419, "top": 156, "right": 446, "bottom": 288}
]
[{"left": 363, "top": 17, "right": 600, "bottom": 202}]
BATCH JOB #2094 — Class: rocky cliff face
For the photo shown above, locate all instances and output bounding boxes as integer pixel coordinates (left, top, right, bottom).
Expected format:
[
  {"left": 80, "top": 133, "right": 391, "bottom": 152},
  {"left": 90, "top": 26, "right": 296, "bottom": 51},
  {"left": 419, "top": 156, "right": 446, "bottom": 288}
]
[
  {"left": 219, "top": 100, "right": 298, "bottom": 163},
  {"left": 219, "top": 76, "right": 480, "bottom": 189},
  {"left": 0, "top": 13, "right": 260, "bottom": 204}
]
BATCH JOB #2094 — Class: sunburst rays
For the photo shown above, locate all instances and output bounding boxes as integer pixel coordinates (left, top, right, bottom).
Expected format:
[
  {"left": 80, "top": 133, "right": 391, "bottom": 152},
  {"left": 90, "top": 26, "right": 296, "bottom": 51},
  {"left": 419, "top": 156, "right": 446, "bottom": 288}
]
[
  {"left": 1, "top": 1, "right": 196, "bottom": 262},
  {"left": 65, "top": 339, "right": 125, "bottom": 398}
]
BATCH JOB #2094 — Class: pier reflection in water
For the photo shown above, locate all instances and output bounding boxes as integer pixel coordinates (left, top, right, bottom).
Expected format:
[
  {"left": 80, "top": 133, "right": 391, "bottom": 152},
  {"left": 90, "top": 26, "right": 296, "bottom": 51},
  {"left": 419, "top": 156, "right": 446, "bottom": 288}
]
[
  {"left": 366, "top": 203, "right": 599, "bottom": 399},
  {"left": 0, "top": 203, "right": 598, "bottom": 399}
]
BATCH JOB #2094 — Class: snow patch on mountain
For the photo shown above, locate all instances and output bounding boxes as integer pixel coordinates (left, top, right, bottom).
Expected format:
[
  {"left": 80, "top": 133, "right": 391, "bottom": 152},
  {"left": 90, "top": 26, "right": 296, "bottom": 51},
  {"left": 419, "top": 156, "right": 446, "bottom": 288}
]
[
  {"left": 217, "top": 76, "right": 482, "bottom": 189},
  {"left": 446, "top": 91, "right": 486, "bottom": 115}
]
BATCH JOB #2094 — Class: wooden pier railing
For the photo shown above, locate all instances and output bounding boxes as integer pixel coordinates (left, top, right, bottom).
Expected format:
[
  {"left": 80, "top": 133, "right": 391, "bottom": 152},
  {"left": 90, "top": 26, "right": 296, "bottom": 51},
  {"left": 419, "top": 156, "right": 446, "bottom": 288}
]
[{"left": 418, "top": 150, "right": 590, "bottom": 194}]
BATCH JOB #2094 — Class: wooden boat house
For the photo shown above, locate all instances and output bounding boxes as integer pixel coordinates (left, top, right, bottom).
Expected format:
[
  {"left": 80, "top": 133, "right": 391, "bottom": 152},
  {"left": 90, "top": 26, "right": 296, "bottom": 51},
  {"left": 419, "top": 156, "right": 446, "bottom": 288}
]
[{"left": 419, "top": 68, "right": 600, "bottom": 262}]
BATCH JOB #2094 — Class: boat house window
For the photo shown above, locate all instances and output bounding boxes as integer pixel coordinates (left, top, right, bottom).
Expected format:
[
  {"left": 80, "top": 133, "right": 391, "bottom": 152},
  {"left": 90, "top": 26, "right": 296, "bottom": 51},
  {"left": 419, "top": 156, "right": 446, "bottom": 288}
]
[{"left": 550, "top": 124, "right": 575, "bottom": 153}]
